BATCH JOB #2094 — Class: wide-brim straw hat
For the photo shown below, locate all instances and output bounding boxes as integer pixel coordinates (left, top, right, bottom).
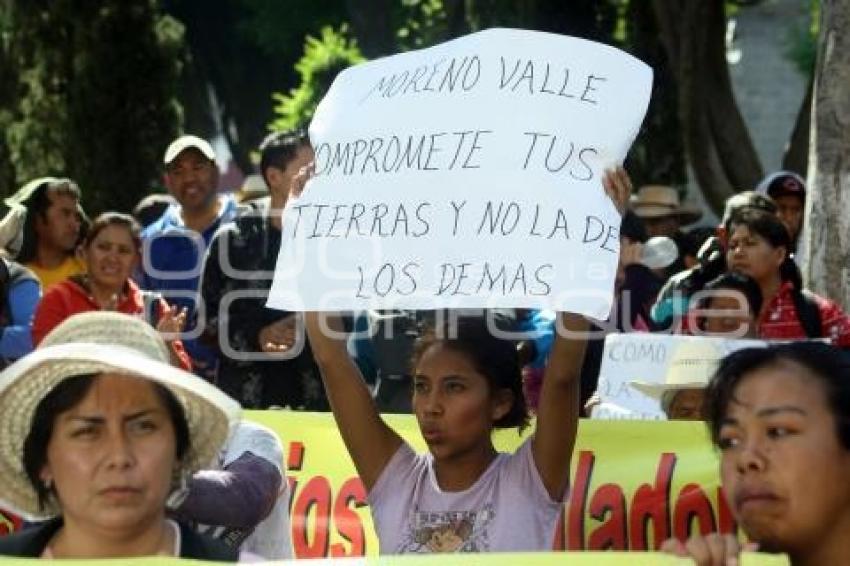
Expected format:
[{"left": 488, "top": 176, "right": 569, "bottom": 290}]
[
  {"left": 631, "top": 185, "right": 703, "bottom": 225},
  {"left": 0, "top": 311, "right": 241, "bottom": 520},
  {"left": 630, "top": 340, "right": 721, "bottom": 399}
]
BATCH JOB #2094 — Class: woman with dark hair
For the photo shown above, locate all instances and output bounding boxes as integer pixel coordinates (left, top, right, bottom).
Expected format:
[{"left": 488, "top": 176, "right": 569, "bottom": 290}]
[
  {"left": 307, "top": 309, "right": 589, "bottom": 554},
  {"left": 725, "top": 208, "right": 850, "bottom": 346},
  {"left": 301, "top": 168, "right": 632, "bottom": 554},
  {"left": 0, "top": 312, "right": 242, "bottom": 559},
  {"left": 693, "top": 271, "right": 763, "bottom": 338},
  {"left": 31, "top": 212, "right": 191, "bottom": 369},
  {"left": 662, "top": 342, "right": 850, "bottom": 564}
]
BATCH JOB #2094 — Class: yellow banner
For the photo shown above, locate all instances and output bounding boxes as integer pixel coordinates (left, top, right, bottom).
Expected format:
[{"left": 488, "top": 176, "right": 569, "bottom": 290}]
[
  {"left": 0, "top": 552, "right": 792, "bottom": 565},
  {"left": 0, "top": 412, "right": 792, "bottom": 564},
  {"left": 245, "top": 412, "right": 732, "bottom": 557}
]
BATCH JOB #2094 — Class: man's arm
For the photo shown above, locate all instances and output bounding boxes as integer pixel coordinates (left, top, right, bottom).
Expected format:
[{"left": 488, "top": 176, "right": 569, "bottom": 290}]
[
  {"left": 170, "top": 452, "right": 283, "bottom": 528},
  {"left": 170, "top": 422, "right": 285, "bottom": 529}
]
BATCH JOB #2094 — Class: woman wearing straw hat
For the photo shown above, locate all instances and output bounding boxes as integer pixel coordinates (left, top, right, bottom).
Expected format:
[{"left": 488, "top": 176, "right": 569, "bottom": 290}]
[{"left": 0, "top": 311, "right": 243, "bottom": 559}]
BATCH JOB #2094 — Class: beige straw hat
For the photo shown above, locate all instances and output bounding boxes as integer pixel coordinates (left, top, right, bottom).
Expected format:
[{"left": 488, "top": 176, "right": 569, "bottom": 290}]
[
  {"left": 0, "top": 311, "right": 241, "bottom": 520},
  {"left": 631, "top": 185, "right": 703, "bottom": 225},
  {"left": 630, "top": 340, "right": 721, "bottom": 399}
]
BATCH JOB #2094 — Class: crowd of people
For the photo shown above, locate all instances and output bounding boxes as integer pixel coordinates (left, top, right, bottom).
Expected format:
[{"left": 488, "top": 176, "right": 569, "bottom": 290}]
[{"left": 0, "top": 125, "right": 847, "bottom": 565}]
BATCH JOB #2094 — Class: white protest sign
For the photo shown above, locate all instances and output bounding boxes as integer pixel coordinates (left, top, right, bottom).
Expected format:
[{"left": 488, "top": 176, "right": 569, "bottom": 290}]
[
  {"left": 268, "top": 28, "right": 652, "bottom": 316},
  {"left": 592, "top": 333, "right": 765, "bottom": 420}
]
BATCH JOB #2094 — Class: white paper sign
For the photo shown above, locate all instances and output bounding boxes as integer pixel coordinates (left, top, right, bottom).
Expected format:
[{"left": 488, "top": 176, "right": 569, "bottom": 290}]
[
  {"left": 268, "top": 28, "right": 652, "bottom": 316},
  {"left": 593, "top": 333, "right": 766, "bottom": 420}
]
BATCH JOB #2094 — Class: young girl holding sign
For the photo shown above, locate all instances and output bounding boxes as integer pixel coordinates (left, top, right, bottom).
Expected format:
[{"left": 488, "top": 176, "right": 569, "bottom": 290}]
[{"left": 301, "top": 168, "right": 631, "bottom": 554}]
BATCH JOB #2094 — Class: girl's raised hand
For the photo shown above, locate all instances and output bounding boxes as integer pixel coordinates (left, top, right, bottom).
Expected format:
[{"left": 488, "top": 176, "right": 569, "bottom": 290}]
[
  {"left": 602, "top": 166, "right": 633, "bottom": 215},
  {"left": 289, "top": 161, "right": 316, "bottom": 199}
]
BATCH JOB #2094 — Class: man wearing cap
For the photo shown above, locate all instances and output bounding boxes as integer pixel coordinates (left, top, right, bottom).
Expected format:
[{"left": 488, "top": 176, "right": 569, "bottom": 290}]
[
  {"left": 4, "top": 178, "right": 87, "bottom": 290},
  {"left": 755, "top": 170, "right": 805, "bottom": 253},
  {"left": 139, "top": 135, "right": 239, "bottom": 379}
]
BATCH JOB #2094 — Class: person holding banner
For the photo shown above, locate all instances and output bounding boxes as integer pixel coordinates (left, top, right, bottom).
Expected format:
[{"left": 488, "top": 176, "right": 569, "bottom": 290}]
[
  {"left": 301, "top": 167, "right": 631, "bottom": 554},
  {"left": 662, "top": 342, "right": 850, "bottom": 565}
]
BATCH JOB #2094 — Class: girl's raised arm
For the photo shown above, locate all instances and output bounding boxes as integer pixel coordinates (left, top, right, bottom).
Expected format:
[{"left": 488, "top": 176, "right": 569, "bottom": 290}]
[
  {"left": 305, "top": 312, "right": 403, "bottom": 490},
  {"left": 532, "top": 167, "right": 632, "bottom": 501}
]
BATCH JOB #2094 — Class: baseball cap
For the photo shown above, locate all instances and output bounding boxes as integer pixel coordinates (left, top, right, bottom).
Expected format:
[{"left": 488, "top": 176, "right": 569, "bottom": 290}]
[
  {"left": 755, "top": 171, "right": 806, "bottom": 199},
  {"left": 164, "top": 135, "right": 216, "bottom": 165}
]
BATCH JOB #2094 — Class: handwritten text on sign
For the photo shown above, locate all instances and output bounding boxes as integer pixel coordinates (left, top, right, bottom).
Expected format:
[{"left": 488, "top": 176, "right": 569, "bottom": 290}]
[
  {"left": 593, "top": 334, "right": 766, "bottom": 420},
  {"left": 268, "top": 29, "right": 652, "bottom": 316}
]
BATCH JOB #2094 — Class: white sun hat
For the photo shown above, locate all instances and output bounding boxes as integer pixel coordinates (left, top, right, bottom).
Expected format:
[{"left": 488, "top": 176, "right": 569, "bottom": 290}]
[{"left": 0, "top": 311, "right": 241, "bottom": 520}]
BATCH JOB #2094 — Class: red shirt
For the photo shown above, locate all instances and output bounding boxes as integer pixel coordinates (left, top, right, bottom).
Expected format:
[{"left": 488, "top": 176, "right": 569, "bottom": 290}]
[
  {"left": 759, "top": 280, "right": 850, "bottom": 347},
  {"left": 32, "top": 277, "right": 192, "bottom": 370}
]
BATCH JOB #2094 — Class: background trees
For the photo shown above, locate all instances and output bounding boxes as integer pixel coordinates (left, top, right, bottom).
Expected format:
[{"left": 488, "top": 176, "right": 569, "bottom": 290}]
[
  {"left": 0, "top": 0, "right": 822, "bottom": 226},
  {"left": 0, "top": 1, "right": 183, "bottom": 214}
]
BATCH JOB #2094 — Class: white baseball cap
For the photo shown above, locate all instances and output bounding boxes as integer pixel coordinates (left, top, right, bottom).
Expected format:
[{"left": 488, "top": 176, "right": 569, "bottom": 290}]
[{"left": 164, "top": 135, "right": 216, "bottom": 165}]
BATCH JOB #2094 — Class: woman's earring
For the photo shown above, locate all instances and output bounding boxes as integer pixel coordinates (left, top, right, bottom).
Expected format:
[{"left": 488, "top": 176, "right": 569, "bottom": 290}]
[
  {"left": 43, "top": 477, "right": 53, "bottom": 491},
  {"left": 165, "top": 471, "right": 190, "bottom": 510}
]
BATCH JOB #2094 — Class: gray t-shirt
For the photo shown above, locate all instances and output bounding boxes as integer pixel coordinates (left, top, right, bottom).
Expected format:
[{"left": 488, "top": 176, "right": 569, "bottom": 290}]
[{"left": 368, "top": 438, "right": 564, "bottom": 554}]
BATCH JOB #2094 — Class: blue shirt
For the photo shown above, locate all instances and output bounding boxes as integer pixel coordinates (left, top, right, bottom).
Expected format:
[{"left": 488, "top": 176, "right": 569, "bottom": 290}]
[
  {"left": 139, "top": 195, "right": 239, "bottom": 376},
  {"left": 0, "top": 278, "right": 39, "bottom": 360}
]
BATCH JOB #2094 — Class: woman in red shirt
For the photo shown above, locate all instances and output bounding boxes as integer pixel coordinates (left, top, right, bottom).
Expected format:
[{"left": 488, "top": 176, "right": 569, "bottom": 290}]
[
  {"left": 726, "top": 208, "right": 850, "bottom": 347},
  {"left": 32, "top": 212, "right": 191, "bottom": 369}
]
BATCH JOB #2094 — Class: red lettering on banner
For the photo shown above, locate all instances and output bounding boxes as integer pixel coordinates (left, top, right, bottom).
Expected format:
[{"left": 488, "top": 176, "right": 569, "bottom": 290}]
[
  {"left": 287, "top": 441, "right": 306, "bottom": 470},
  {"left": 628, "top": 452, "right": 675, "bottom": 550},
  {"left": 564, "top": 451, "right": 726, "bottom": 551},
  {"left": 566, "top": 450, "right": 595, "bottom": 550},
  {"left": 292, "top": 475, "right": 333, "bottom": 557},
  {"left": 287, "top": 477, "right": 298, "bottom": 513},
  {"left": 330, "top": 478, "right": 368, "bottom": 557},
  {"left": 673, "top": 483, "right": 717, "bottom": 539},
  {"left": 587, "top": 484, "right": 628, "bottom": 550}
]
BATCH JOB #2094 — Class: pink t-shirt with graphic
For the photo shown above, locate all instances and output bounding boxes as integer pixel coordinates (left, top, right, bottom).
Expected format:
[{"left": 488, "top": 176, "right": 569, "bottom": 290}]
[{"left": 368, "top": 438, "right": 564, "bottom": 554}]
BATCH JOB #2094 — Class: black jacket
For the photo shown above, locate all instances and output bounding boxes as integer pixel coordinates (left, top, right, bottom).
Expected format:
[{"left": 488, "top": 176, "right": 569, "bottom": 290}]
[{"left": 0, "top": 519, "right": 238, "bottom": 561}]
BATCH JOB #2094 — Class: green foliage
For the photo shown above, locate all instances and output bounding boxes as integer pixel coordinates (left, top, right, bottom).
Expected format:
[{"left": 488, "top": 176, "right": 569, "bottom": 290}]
[
  {"left": 396, "top": 0, "right": 449, "bottom": 49},
  {"left": 270, "top": 26, "right": 365, "bottom": 132},
  {"left": 0, "top": 1, "right": 184, "bottom": 214}
]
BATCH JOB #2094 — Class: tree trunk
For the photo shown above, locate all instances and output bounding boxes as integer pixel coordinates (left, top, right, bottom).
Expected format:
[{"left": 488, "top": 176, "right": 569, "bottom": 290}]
[
  {"left": 799, "top": 0, "right": 850, "bottom": 310},
  {"left": 652, "top": 0, "right": 763, "bottom": 215}
]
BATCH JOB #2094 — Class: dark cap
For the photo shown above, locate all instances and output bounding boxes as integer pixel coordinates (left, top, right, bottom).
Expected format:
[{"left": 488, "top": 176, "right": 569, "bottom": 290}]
[{"left": 755, "top": 171, "right": 806, "bottom": 199}]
